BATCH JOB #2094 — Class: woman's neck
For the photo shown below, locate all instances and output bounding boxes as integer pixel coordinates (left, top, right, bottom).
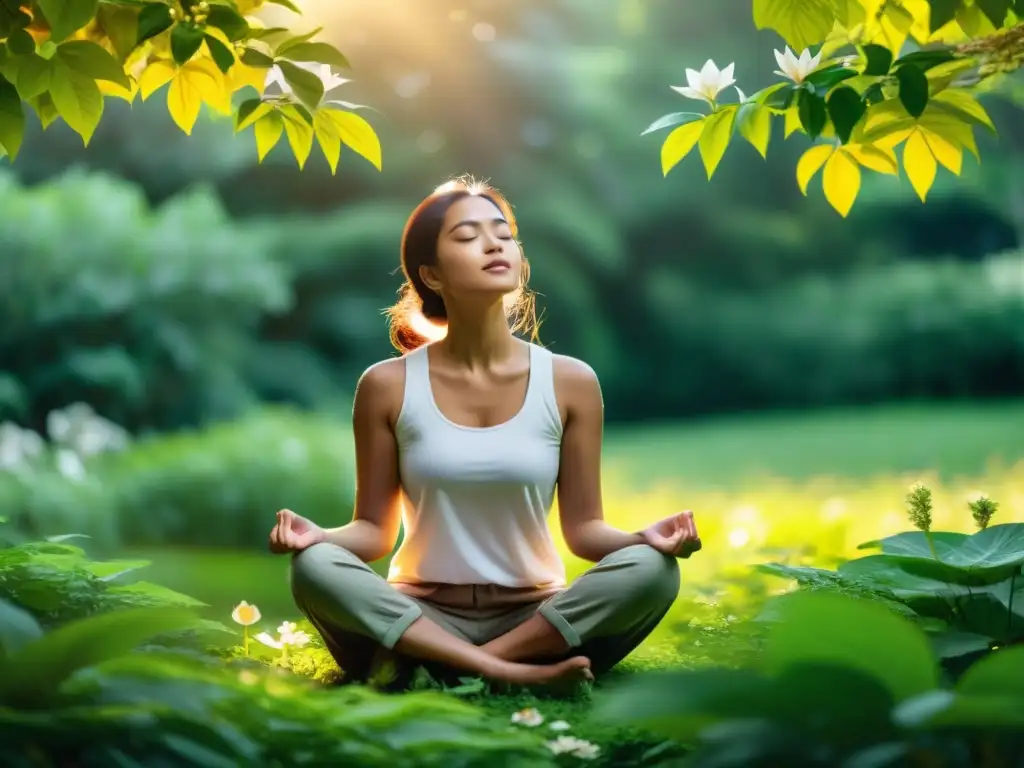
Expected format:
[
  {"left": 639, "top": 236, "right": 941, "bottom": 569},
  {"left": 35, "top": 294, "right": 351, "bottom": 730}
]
[{"left": 439, "top": 300, "right": 517, "bottom": 368}]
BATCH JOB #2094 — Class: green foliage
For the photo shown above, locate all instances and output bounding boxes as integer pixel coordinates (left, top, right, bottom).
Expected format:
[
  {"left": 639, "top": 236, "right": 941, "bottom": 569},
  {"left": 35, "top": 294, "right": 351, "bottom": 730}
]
[
  {"left": 0, "top": 532, "right": 554, "bottom": 766},
  {"left": 598, "top": 590, "right": 1024, "bottom": 767},
  {"left": 760, "top": 487, "right": 1024, "bottom": 669},
  {"left": 0, "top": 169, "right": 289, "bottom": 432},
  {"left": 0, "top": 0, "right": 381, "bottom": 173},
  {"left": 650, "top": 0, "right": 1023, "bottom": 215},
  {"left": 1, "top": 408, "right": 355, "bottom": 549}
]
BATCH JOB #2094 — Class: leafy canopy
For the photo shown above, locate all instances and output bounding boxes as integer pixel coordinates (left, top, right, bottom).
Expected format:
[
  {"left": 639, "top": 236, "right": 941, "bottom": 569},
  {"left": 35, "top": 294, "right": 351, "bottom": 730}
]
[
  {"left": 648, "top": 0, "right": 1023, "bottom": 216},
  {"left": 0, "top": 0, "right": 382, "bottom": 174}
]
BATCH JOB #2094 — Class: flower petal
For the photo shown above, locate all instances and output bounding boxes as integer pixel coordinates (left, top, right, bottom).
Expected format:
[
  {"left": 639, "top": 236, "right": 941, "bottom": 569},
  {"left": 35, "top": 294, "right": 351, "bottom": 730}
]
[{"left": 671, "top": 86, "right": 709, "bottom": 102}]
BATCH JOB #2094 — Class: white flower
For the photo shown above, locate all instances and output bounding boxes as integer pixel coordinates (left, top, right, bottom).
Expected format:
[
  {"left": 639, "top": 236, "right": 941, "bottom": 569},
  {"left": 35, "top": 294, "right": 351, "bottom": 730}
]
[
  {"left": 231, "top": 601, "right": 261, "bottom": 626},
  {"left": 549, "top": 720, "right": 571, "bottom": 732},
  {"left": 255, "top": 631, "right": 283, "bottom": 649},
  {"left": 55, "top": 449, "right": 86, "bottom": 482},
  {"left": 671, "top": 60, "right": 736, "bottom": 103},
  {"left": 773, "top": 46, "right": 822, "bottom": 84},
  {"left": 264, "top": 62, "right": 350, "bottom": 103},
  {"left": 511, "top": 707, "right": 544, "bottom": 727},
  {"left": 545, "top": 735, "right": 600, "bottom": 759}
]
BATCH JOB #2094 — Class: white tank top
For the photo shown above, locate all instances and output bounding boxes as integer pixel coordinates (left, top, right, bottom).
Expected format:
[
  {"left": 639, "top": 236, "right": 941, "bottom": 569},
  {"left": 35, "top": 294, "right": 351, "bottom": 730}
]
[{"left": 387, "top": 342, "right": 567, "bottom": 588}]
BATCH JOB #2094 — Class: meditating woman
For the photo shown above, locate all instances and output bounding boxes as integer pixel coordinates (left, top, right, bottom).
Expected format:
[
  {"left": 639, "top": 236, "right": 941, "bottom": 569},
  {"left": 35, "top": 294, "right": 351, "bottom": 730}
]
[{"left": 267, "top": 177, "right": 701, "bottom": 687}]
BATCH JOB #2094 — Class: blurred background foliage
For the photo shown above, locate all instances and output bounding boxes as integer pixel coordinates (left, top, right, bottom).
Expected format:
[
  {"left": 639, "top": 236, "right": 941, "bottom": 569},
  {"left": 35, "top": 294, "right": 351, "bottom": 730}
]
[{"left": 0, "top": 0, "right": 1022, "bottom": 571}]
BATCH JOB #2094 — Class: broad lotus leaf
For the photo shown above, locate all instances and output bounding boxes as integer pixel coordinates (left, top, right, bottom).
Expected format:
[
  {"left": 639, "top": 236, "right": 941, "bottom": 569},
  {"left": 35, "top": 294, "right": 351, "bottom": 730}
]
[{"left": 857, "top": 531, "right": 968, "bottom": 559}]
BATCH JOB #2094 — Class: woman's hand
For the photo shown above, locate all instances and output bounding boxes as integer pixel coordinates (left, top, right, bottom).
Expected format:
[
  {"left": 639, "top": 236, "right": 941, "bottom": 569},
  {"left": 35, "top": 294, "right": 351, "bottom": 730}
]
[
  {"left": 268, "top": 509, "right": 327, "bottom": 554},
  {"left": 639, "top": 510, "right": 702, "bottom": 558}
]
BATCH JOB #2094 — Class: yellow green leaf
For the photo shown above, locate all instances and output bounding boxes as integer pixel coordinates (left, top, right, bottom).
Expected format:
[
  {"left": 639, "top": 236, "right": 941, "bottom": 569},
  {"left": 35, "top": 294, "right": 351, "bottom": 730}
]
[
  {"left": 138, "top": 60, "right": 176, "bottom": 99},
  {"left": 698, "top": 106, "right": 737, "bottom": 179},
  {"left": 228, "top": 62, "right": 267, "bottom": 94},
  {"left": 846, "top": 143, "right": 899, "bottom": 175},
  {"left": 902, "top": 128, "right": 937, "bottom": 202},
  {"left": 918, "top": 109, "right": 979, "bottom": 159},
  {"left": 737, "top": 102, "right": 772, "bottom": 159},
  {"left": 236, "top": 100, "right": 273, "bottom": 132},
  {"left": 921, "top": 127, "right": 962, "bottom": 175},
  {"left": 752, "top": 0, "right": 835, "bottom": 51},
  {"left": 48, "top": 62, "right": 104, "bottom": 144},
  {"left": 253, "top": 111, "right": 283, "bottom": 161},
  {"left": 796, "top": 144, "right": 834, "bottom": 195},
  {"left": 313, "top": 109, "right": 342, "bottom": 174},
  {"left": 822, "top": 147, "right": 861, "bottom": 217},
  {"left": 660, "top": 119, "right": 704, "bottom": 176},
  {"left": 280, "top": 105, "right": 314, "bottom": 169},
  {"left": 167, "top": 58, "right": 231, "bottom": 135},
  {"left": 784, "top": 106, "right": 802, "bottom": 138},
  {"left": 324, "top": 109, "right": 383, "bottom": 171},
  {"left": 931, "top": 89, "right": 996, "bottom": 132}
]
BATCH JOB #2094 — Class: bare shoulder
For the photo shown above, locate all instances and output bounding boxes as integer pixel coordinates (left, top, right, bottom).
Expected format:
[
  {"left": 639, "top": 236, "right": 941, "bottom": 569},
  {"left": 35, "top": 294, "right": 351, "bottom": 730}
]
[
  {"left": 551, "top": 353, "right": 602, "bottom": 412},
  {"left": 354, "top": 357, "right": 406, "bottom": 421}
]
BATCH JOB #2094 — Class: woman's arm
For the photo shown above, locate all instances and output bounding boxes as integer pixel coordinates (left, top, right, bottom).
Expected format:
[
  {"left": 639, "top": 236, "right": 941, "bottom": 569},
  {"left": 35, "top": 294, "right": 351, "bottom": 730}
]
[
  {"left": 322, "top": 360, "right": 405, "bottom": 563},
  {"left": 554, "top": 356, "right": 645, "bottom": 562}
]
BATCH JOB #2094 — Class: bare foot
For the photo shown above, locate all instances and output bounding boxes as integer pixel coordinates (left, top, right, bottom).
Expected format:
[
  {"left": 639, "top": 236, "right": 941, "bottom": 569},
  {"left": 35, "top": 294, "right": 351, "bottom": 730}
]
[{"left": 487, "top": 655, "right": 593, "bottom": 687}]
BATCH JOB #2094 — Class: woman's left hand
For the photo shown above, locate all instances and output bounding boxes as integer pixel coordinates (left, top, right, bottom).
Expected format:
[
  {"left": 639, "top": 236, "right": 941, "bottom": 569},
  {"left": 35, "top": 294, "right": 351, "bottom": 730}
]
[{"left": 639, "top": 510, "right": 702, "bottom": 558}]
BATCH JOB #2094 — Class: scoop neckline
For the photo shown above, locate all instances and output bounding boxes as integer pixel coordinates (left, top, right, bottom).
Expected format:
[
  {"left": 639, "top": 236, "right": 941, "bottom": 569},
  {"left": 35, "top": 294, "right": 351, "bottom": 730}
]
[{"left": 423, "top": 342, "right": 535, "bottom": 432}]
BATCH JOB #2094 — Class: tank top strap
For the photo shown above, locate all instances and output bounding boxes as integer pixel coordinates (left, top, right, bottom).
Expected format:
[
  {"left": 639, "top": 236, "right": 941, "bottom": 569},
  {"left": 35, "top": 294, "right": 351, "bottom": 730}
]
[
  {"left": 398, "top": 345, "right": 432, "bottom": 429},
  {"left": 525, "top": 343, "right": 563, "bottom": 438}
]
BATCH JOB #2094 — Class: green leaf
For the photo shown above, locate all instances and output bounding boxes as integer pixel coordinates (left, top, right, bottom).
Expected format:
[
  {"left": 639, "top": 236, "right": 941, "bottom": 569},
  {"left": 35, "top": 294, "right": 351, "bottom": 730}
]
[
  {"left": 858, "top": 530, "right": 969, "bottom": 558},
  {"left": 170, "top": 23, "right": 206, "bottom": 65},
  {"left": 827, "top": 86, "right": 865, "bottom": 144},
  {"left": 0, "top": 75, "right": 25, "bottom": 158},
  {"left": 204, "top": 34, "right": 235, "bottom": 74},
  {"left": 106, "top": 582, "right": 207, "bottom": 608},
  {"left": 596, "top": 668, "right": 778, "bottom": 740},
  {"left": 85, "top": 559, "right": 150, "bottom": 581},
  {"left": 275, "top": 27, "right": 324, "bottom": 55},
  {"left": 6, "top": 29, "right": 36, "bottom": 57},
  {"left": 895, "top": 50, "right": 958, "bottom": 72},
  {"left": 698, "top": 105, "right": 736, "bottom": 178},
  {"left": 752, "top": 0, "right": 835, "bottom": 51},
  {"left": 30, "top": 92, "right": 59, "bottom": 129},
  {"left": 37, "top": 0, "right": 98, "bottom": 42},
  {"left": 797, "top": 89, "right": 827, "bottom": 138},
  {"left": 957, "top": 645, "right": 1024, "bottom": 696},
  {"left": 0, "top": 598, "right": 43, "bottom": 657},
  {"left": 205, "top": 5, "right": 249, "bottom": 42},
  {"left": 762, "top": 591, "right": 939, "bottom": 703},
  {"left": 762, "top": 83, "right": 795, "bottom": 110},
  {"left": 641, "top": 111, "right": 705, "bottom": 136},
  {"left": 277, "top": 41, "right": 350, "bottom": 70},
  {"left": 942, "top": 524, "right": 1024, "bottom": 575},
  {"left": 928, "top": 0, "right": 963, "bottom": 31},
  {"left": 137, "top": 3, "right": 174, "bottom": 46},
  {"left": 896, "top": 65, "right": 930, "bottom": 118},
  {"left": 0, "top": 608, "right": 197, "bottom": 707},
  {"left": 95, "top": 5, "right": 139, "bottom": 61},
  {"left": 275, "top": 59, "right": 324, "bottom": 108},
  {"left": 235, "top": 97, "right": 272, "bottom": 130},
  {"left": 929, "top": 630, "right": 994, "bottom": 660},
  {"left": 55, "top": 40, "right": 132, "bottom": 89},
  {"left": 240, "top": 48, "right": 275, "bottom": 68},
  {"left": 47, "top": 61, "right": 104, "bottom": 144},
  {"left": 861, "top": 44, "right": 894, "bottom": 76},
  {"left": 804, "top": 64, "right": 857, "bottom": 91},
  {"left": 736, "top": 102, "right": 772, "bottom": 158},
  {"left": 839, "top": 555, "right": 974, "bottom": 598},
  {"left": 14, "top": 54, "right": 53, "bottom": 99},
  {"left": 974, "top": 0, "right": 1011, "bottom": 26}
]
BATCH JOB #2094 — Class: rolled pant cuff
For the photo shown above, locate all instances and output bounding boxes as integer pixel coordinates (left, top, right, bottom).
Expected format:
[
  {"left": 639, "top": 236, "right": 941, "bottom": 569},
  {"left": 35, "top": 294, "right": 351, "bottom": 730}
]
[
  {"left": 381, "top": 603, "right": 423, "bottom": 650},
  {"left": 538, "top": 602, "right": 582, "bottom": 648}
]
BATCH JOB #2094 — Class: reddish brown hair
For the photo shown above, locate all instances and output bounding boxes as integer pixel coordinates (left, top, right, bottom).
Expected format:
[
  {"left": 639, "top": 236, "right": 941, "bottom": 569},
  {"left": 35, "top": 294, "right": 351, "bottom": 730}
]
[{"left": 385, "top": 176, "right": 539, "bottom": 354}]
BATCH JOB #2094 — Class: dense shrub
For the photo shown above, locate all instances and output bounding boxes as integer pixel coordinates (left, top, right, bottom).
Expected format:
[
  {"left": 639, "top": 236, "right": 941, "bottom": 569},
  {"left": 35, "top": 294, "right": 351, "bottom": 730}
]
[
  {"left": 0, "top": 169, "right": 290, "bottom": 433},
  {"left": 0, "top": 409, "right": 355, "bottom": 550}
]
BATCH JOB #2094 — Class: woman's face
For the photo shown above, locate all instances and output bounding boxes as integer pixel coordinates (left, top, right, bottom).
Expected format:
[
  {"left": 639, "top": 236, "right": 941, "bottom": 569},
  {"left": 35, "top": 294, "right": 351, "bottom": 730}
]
[{"left": 421, "top": 195, "right": 523, "bottom": 305}]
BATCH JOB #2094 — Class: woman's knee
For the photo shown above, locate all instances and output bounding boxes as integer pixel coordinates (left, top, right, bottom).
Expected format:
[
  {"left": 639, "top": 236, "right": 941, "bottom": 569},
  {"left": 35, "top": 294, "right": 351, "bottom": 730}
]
[
  {"left": 290, "top": 542, "right": 358, "bottom": 600},
  {"left": 618, "top": 544, "right": 681, "bottom": 604}
]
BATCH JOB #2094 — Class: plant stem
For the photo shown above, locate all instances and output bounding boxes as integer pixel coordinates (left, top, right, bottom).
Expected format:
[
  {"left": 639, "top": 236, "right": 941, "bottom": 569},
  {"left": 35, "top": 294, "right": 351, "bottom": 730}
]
[
  {"left": 244, "top": 626, "right": 249, "bottom": 657},
  {"left": 1006, "top": 572, "right": 1017, "bottom": 644}
]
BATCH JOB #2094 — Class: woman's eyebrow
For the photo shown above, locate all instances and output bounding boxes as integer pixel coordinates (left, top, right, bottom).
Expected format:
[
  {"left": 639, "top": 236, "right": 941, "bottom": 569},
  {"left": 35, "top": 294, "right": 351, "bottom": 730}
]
[{"left": 447, "top": 217, "right": 508, "bottom": 233}]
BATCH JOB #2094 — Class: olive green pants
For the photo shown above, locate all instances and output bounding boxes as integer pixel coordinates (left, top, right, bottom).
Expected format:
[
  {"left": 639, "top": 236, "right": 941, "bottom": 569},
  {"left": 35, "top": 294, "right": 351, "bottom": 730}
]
[{"left": 290, "top": 542, "right": 681, "bottom": 683}]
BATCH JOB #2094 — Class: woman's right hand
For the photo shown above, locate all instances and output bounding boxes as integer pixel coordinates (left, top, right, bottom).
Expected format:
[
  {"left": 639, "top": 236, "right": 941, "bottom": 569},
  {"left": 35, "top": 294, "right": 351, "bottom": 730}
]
[{"left": 269, "top": 509, "right": 327, "bottom": 554}]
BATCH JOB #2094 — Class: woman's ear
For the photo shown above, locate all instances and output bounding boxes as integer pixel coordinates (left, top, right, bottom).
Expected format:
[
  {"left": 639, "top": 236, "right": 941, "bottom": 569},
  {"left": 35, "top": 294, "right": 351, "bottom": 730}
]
[{"left": 418, "top": 264, "right": 442, "bottom": 294}]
